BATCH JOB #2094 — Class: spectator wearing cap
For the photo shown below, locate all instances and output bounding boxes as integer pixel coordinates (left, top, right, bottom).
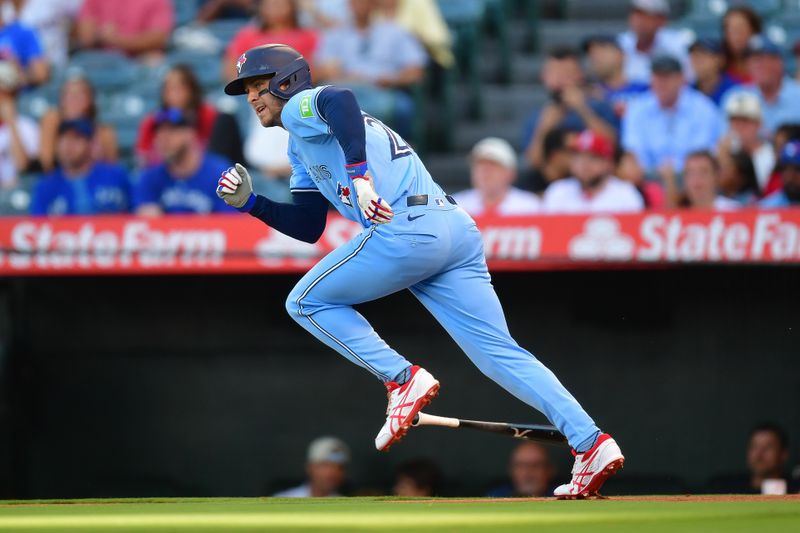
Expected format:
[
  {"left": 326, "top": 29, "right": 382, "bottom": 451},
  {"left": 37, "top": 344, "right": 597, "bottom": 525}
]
[
  {"left": 583, "top": 35, "right": 649, "bottom": 118},
  {"left": 76, "top": 0, "right": 174, "bottom": 63},
  {"left": 725, "top": 35, "right": 800, "bottom": 136},
  {"left": 761, "top": 141, "right": 800, "bottom": 208},
  {"left": 689, "top": 38, "right": 740, "bottom": 106},
  {"left": 39, "top": 76, "right": 118, "bottom": 173},
  {"left": 617, "top": 0, "right": 691, "bottom": 84},
  {"left": 31, "top": 119, "right": 131, "bottom": 215},
  {"left": 722, "top": 6, "right": 761, "bottom": 84},
  {"left": 718, "top": 91, "right": 774, "bottom": 194},
  {"left": 273, "top": 436, "right": 350, "bottom": 498},
  {"left": 454, "top": 137, "right": 541, "bottom": 217},
  {"left": 677, "top": 150, "right": 739, "bottom": 210},
  {"left": 134, "top": 109, "right": 235, "bottom": 216},
  {"left": 138, "top": 64, "right": 244, "bottom": 168},
  {"left": 0, "top": 60, "right": 38, "bottom": 189},
  {"left": 522, "top": 46, "right": 618, "bottom": 170},
  {"left": 543, "top": 130, "right": 643, "bottom": 214},
  {"left": 314, "top": 0, "right": 427, "bottom": 140},
  {"left": 622, "top": 55, "right": 724, "bottom": 193}
]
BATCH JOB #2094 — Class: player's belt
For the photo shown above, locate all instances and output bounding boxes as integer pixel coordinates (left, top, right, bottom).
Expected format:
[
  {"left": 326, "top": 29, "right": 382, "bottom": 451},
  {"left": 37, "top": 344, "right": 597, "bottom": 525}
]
[{"left": 406, "top": 195, "right": 457, "bottom": 207}]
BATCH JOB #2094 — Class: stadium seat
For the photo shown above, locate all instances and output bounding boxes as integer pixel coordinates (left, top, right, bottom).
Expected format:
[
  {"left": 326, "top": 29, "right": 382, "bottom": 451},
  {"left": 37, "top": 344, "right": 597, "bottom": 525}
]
[
  {"left": 0, "top": 174, "right": 36, "bottom": 215},
  {"left": 16, "top": 88, "right": 51, "bottom": 120},
  {"left": 67, "top": 51, "right": 142, "bottom": 92},
  {"left": 688, "top": 0, "right": 782, "bottom": 18},
  {"left": 205, "top": 19, "right": 248, "bottom": 46},
  {"left": 165, "top": 50, "right": 225, "bottom": 90},
  {"left": 437, "top": 0, "right": 487, "bottom": 120},
  {"left": 173, "top": 0, "right": 200, "bottom": 27}
]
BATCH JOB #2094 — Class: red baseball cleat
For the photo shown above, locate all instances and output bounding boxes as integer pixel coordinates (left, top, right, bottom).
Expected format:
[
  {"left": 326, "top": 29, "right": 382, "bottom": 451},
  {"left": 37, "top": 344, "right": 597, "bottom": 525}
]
[
  {"left": 553, "top": 433, "right": 625, "bottom": 499},
  {"left": 374, "top": 366, "right": 439, "bottom": 451}
]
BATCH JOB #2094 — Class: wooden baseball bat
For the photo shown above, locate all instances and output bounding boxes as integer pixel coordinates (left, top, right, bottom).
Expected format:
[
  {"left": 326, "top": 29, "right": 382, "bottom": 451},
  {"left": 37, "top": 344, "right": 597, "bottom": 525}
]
[{"left": 411, "top": 412, "right": 568, "bottom": 446}]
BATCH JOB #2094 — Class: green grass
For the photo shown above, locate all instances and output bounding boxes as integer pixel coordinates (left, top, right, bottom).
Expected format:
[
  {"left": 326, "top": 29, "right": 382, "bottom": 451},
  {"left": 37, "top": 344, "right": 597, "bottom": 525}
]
[{"left": 1, "top": 497, "right": 798, "bottom": 532}]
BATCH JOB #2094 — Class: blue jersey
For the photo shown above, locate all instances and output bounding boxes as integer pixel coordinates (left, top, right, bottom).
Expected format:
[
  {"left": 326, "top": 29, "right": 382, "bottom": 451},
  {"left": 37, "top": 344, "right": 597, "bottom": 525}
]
[
  {"left": 31, "top": 163, "right": 131, "bottom": 216},
  {"left": 134, "top": 153, "right": 236, "bottom": 214},
  {"left": 281, "top": 86, "right": 445, "bottom": 226}
]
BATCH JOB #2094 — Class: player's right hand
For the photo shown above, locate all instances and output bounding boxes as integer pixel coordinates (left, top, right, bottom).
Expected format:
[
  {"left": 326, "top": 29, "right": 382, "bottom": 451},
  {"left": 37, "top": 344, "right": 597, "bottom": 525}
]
[{"left": 217, "top": 163, "right": 254, "bottom": 211}]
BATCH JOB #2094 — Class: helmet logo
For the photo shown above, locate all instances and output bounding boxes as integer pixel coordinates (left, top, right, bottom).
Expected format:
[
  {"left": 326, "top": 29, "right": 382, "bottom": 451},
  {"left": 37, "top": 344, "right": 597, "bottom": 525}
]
[{"left": 236, "top": 53, "right": 247, "bottom": 74}]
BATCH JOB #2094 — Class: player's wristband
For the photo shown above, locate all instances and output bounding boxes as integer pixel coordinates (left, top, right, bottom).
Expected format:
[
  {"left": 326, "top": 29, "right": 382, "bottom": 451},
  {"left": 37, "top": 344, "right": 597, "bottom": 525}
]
[
  {"left": 237, "top": 193, "right": 257, "bottom": 213},
  {"left": 345, "top": 161, "right": 369, "bottom": 179}
]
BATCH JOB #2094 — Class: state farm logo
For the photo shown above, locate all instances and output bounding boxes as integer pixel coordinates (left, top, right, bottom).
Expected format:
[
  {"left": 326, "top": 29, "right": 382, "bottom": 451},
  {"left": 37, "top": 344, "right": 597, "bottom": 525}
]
[
  {"left": 638, "top": 213, "right": 800, "bottom": 261},
  {"left": 568, "top": 217, "right": 635, "bottom": 260},
  {"left": 0, "top": 221, "right": 226, "bottom": 269},
  {"left": 482, "top": 226, "right": 541, "bottom": 260}
]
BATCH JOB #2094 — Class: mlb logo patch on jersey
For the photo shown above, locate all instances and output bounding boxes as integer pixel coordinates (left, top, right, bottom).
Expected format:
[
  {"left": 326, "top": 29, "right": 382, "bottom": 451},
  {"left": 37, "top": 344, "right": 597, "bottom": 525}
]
[
  {"left": 435, "top": 198, "right": 445, "bottom": 207},
  {"left": 337, "top": 182, "right": 353, "bottom": 207}
]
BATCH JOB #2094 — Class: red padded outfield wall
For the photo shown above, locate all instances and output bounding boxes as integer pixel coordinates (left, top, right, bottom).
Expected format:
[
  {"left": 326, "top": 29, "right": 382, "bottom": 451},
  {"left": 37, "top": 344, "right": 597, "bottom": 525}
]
[{"left": 1, "top": 209, "right": 799, "bottom": 275}]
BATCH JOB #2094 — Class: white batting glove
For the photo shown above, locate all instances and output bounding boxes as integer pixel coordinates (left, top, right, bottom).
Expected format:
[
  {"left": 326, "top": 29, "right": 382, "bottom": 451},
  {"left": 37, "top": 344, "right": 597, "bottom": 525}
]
[
  {"left": 346, "top": 162, "right": 393, "bottom": 224},
  {"left": 217, "top": 163, "right": 254, "bottom": 211}
]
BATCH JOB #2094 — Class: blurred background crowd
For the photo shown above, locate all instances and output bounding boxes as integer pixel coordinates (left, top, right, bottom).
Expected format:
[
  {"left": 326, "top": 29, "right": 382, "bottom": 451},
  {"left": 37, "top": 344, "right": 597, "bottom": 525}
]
[
  {"left": 1, "top": 0, "right": 800, "bottom": 218},
  {"left": 272, "top": 421, "right": 800, "bottom": 497}
]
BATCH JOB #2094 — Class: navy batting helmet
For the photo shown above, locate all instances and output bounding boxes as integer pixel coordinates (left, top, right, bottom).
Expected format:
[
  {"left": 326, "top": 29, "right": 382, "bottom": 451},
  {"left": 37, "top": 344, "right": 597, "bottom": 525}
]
[{"left": 224, "top": 44, "right": 312, "bottom": 99}]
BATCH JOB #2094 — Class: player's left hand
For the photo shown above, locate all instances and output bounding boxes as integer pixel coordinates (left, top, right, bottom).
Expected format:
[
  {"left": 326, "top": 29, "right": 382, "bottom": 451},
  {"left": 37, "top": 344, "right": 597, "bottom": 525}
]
[
  {"left": 347, "top": 163, "right": 393, "bottom": 224},
  {"left": 217, "top": 163, "right": 254, "bottom": 211}
]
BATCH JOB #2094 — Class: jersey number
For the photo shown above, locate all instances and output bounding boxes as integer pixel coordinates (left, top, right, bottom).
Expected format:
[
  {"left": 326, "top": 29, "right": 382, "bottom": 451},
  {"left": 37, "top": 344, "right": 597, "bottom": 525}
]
[{"left": 364, "top": 115, "right": 413, "bottom": 161}]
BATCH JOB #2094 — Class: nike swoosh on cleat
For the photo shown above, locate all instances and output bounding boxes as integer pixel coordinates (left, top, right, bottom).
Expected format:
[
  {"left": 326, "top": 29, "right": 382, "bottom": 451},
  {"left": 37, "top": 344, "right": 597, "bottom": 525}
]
[{"left": 407, "top": 214, "right": 426, "bottom": 221}]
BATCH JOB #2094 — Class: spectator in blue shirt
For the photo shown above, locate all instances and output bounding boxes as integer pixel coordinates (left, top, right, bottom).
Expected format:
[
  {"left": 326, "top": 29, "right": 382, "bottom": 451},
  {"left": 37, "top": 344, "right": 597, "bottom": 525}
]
[
  {"left": 689, "top": 38, "right": 739, "bottom": 106},
  {"left": 761, "top": 140, "right": 800, "bottom": 208},
  {"left": 31, "top": 119, "right": 131, "bottom": 215},
  {"left": 622, "top": 55, "right": 724, "bottom": 191},
  {"left": 134, "top": 108, "right": 235, "bottom": 215},
  {"left": 523, "top": 46, "right": 619, "bottom": 170},
  {"left": 314, "top": 0, "right": 427, "bottom": 141},
  {"left": 0, "top": 10, "right": 49, "bottom": 87},
  {"left": 733, "top": 35, "right": 800, "bottom": 136},
  {"left": 583, "top": 35, "right": 650, "bottom": 119}
]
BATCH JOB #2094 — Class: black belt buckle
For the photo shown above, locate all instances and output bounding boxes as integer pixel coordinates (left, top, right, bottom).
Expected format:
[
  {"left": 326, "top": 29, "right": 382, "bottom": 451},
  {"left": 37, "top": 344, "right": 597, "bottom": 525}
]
[{"left": 406, "top": 195, "right": 457, "bottom": 207}]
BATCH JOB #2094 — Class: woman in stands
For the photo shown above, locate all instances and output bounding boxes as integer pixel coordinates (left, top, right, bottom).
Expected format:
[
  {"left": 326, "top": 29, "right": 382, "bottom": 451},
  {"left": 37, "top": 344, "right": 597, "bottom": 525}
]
[
  {"left": 223, "top": 0, "right": 319, "bottom": 82},
  {"left": 39, "top": 76, "right": 118, "bottom": 172},
  {"left": 136, "top": 64, "right": 243, "bottom": 166},
  {"left": 721, "top": 6, "right": 762, "bottom": 83}
]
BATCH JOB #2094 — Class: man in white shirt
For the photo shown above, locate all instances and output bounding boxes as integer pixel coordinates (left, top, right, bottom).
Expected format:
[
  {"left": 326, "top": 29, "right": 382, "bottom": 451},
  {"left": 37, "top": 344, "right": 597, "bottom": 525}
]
[
  {"left": 617, "top": 0, "right": 691, "bottom": 84},
  {"left": 543, "top": 130, "right": 644, "bottom": 213},
  {"left": 453, "top": 137, "right": 541, "bottom": 217},
  {"left": 273, "top": 436, "right": 350, "bottom": 498}
]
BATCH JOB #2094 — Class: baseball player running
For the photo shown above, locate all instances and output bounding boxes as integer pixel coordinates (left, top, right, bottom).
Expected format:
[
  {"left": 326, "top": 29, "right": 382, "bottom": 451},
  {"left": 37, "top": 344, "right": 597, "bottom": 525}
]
[{"left": 217, "top": 44, "right": 624, "bottom": 498}]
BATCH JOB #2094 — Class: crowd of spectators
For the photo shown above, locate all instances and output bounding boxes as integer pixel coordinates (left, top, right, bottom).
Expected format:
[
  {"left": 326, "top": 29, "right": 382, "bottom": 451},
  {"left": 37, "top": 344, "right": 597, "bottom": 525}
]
[
  {"left": 0, "top": 0, "right": 440, "bottom": 216},
  {"left": 2, "top": 0, "right": 800, "bottom": 218},
  {"left": 457, "top": 0, "right": 800, "bottom": 217},
  {"left": 277, "top": 423, "right": 799, "bottom": 498}
]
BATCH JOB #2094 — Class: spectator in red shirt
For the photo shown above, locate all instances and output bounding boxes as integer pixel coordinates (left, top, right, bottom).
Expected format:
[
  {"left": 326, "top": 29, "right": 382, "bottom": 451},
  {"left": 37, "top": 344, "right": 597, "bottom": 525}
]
[
  {"left": 137, "top": 64, "right": 243, "bottom": 167},
  {"left": 722, "top": 6, "right": 761, "bottom": 84},
  {"left": 223, "top": 0, "right": 319, "bottom": 83},
  {"left": 76, "top": 0, "right": 174, "bottom": 62}
]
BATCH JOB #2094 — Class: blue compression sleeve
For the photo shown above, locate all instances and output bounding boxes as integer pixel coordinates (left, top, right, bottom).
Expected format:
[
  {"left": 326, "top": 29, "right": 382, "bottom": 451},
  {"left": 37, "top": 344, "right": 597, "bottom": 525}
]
[
  {"left": 247, "top": 191, "right": 329, "bottom": 244},
  {"left": 317, "top": 86, "right": 367, "bottom": 165}
]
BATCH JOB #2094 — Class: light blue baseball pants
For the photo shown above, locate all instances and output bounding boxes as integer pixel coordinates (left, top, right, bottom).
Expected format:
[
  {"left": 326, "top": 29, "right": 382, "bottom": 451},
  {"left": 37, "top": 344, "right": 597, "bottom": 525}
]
[{"left": 285, "top": 198, "right": 601, "bottom": 451}]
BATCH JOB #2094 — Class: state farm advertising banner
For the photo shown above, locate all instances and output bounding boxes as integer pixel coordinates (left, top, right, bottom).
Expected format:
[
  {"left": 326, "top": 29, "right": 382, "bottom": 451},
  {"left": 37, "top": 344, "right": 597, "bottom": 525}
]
[{"left": 1, "top": 209, "right": 799, "bottom": 276}]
